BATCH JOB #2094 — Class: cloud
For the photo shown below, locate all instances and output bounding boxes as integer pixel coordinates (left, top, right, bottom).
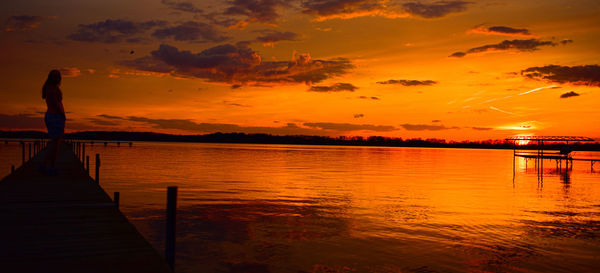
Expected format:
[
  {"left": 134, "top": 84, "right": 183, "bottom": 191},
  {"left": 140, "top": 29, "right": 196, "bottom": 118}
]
[
  {"left": 521, "top": 65, "right": 600, "bottom": 87},
  {"left": 301, "top": 0, "right": 469, "bottom": 20},
  {"left": 0, "top": 113, "right": 44, "bottom": 129},
  {"left": 152, "top": 21, "right": 229, "bottom": 42},
  {"left": 468, "top": 25, "right": 533, "bottom": 37},
  {"left": 471, "top": 126, "right": 493, "bottom": 131},
  {"left": 354, "top": 114, "right": 364, "bottom": 118},
  {"left": 399, "top": 124, "right": 460, "bottom": 131},
  {"left": 560, "top": 91, "right": 580, "bottom": 98},
  {"left": 223, "top": 100, "right": 251, "bottom": 107},
  {"left": 222, "top": 0, "right": 289, "bottom": 26},
  {"left": 301, "top": 0, "right": 409, "bottom": 20},
  {"left": 358, "top": 96, "right": 379, "bottom": 100},
  {"left": 68, "top": 19, "right": 167, "bottom": 43},
  {"left": 161, "top": 0, "right": 203, "bottom": 13},
  {"left": 376, "top": 79, "right": 437, "bottom": 86},
  {"left": 560, "top": 39, "right": 573, "bottom": 45},
  {"left": 86, "top": 117, "right": 121, "bottom": 126},
  {"left": 431, "top": 119, "right": 441, "bottom": 123},
  {"left": 308, "top": 82, "right": 357, "bottom": 92},
  {"left": 450, "top": 39, "right": 559, "bottom": 57},
  {"left": 59, "top": 67, "right": 82, "bottom": 77},
  {"left": 120, "top": 43, "right": 353, "bottom": 86},
  {"left": 113, "top": 115, "right": 380, "bottom": 135},
  {"left": 254, "top": 30, "right": 298, "bottom": 46},
  {"left": 97, "top": 114, "right": 123, "bottom": 120},
  {"left": 4, "top": 15, "right": 52, "bottom": 32},
  {"left": 401, "top": 1, "right": 470, "bottom": 18},
  {"left": 304, "top": 122, "right": 397, "bottom": 132},
  {"left": 449, "top": 51, "right": 466, "bottom": 57}
]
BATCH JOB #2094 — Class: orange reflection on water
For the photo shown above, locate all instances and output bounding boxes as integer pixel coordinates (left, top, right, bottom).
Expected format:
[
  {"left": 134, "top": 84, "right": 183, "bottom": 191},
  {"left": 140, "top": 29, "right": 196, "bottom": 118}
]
[{"left": 79, "top": 142, "right": 600, "bottom": 273}]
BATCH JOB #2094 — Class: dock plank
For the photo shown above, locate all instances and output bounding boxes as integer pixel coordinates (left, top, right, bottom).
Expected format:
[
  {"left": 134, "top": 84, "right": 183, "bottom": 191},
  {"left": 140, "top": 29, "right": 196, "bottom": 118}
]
[{"left": 0, "top": 143, "right": 172, "bottom": 273}]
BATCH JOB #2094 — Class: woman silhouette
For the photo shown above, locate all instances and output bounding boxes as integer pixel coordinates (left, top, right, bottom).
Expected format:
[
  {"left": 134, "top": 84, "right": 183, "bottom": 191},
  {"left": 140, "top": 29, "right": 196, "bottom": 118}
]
[{"left": 41, "top": 69, "right": 66, "bottom": 175}]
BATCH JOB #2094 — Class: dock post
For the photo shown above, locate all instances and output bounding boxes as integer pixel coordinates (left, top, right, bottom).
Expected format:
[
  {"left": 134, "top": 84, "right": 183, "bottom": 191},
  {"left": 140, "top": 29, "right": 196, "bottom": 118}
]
[
  {"left": 28, "top": 143, "right": 32, "bottom": 161},
  {"left": 114, "top": 192, "right": 120, "bottom": 209},
  {"left": 11, "top": 165, "right": 15, "bottom": 174},
  {"left": 82, "top": 143, "right": 85, "bottom": 164},
  {"left": 21, "top": 142, "right": 25, "bottom": 165},
  {"left": 512, "top": 141, "right": 515, "bottom": 174},
  {"left": 95, "top": 154, "right": 100, "bottom": 184},
  {"left": 86, "top": 156, "right": 90, "bottom": 175},
  {"left": 165, "top": 186, "right": 178, "bottom": 270}
]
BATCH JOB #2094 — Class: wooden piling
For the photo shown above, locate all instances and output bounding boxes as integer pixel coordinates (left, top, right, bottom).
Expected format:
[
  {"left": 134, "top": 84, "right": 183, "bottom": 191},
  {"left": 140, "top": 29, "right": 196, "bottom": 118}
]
[
  {"left": 11, "top": 165, "right": 15, "bottom": 174},
  {"left": 95, "top": 154, "right": 100, "bottom": 184},
  {"left": 165, "top": 186, "right": 178, "bottom": 270},
  {"left": 114, "top": 192, "right": 120, "bottom": 209},
  {"left": 82, "top": 143, "right": 85, "bottom": 164},
  {"left": 28, "top": 143, "right": 32, "bottom": 161},
  {"left": 21, "top": 142, "right": 25, "bottom": 165},
  {"left": 86, "top": 156, "right": 90, "bottom": 175}
]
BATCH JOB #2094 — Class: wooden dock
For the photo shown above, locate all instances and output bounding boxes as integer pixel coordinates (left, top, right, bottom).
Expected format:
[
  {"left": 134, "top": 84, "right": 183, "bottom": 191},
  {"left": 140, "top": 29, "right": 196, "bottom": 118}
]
[
  {"left": 0, "top": 143, "right": 172, "bottom": 273},
  {"left": 506, "top": 136, "right": 599, "bottom": 172}
]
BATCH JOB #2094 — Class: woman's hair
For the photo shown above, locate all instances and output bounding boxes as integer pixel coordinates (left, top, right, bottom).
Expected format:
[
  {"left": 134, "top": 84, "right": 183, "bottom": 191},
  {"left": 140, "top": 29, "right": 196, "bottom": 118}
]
[{"left": 42, "top": 69, "right": 61, "bottom": 99}]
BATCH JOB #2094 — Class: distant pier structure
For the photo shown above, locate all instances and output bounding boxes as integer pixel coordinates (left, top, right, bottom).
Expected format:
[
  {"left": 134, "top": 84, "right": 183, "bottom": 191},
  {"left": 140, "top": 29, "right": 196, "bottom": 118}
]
[{"left": 506, "top": 136, "right": 598, "bottom": 174}]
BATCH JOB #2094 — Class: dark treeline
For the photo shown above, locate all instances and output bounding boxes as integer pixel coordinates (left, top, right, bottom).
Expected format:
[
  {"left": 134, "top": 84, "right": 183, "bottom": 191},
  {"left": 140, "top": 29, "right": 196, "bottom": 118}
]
[{"left": 1, "top": 130, "right": 599, "bottom": 151}]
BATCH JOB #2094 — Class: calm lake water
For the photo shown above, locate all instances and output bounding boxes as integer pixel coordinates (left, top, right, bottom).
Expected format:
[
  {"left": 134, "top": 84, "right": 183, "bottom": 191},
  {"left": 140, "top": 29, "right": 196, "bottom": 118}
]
[{"left": 1, "top": 141, "right": 600, "bottom": 272}]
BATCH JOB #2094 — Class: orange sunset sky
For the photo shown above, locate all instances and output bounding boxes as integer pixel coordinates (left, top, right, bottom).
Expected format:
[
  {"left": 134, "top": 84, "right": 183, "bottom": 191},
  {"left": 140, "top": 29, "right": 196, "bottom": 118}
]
[{"left": 1, "top": 0, "right": 599, "bottom": 141}]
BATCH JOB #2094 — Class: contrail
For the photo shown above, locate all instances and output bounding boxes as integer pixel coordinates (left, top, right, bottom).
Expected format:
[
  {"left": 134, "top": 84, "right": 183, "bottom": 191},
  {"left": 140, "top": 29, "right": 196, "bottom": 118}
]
[
  {"left": 490, "top": 106, "right": 516, "bottom": 115},
  {"left": 518, "top": 85, "right": 559, "bottom": 96},
  {"left": 482, "top": 95, "right": 513, "bottom": 104},
  {"left": 479, "top": 85, "right": 558, "bottom": 105}
]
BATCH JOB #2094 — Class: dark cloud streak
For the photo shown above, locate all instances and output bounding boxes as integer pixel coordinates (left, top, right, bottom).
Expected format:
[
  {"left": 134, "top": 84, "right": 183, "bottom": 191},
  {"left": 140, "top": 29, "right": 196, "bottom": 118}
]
[
  {"left": 4, "top": 15, "right": 48, "bottom": 32},
  {"left": 560, "top": 91, "right": 580, "bottom": 98},
  {"left": 152, "top": 21, "right": 229, "bottom": 42},
  {"left": 402, "top": 1, "right": 470, "bottom": 18},
  {"left": 161, "top": 0, "right": 203, "bottom": 13},
  {"left": 488, "top": 26, "right": 530, "bottom": 35},
  {"left": 377, "top": 79, "right": 437, "bottom": 86},
  {"left": 450, "top": 39, "right": 559, "bottom": 57},
  {"left": 255, "top": 30, "right": 298, "bottom": 45},
  {"left": 308, "top": 83, "right": 357, "bottom": 92},
  {"left": 68, "top": 19, "right": 167, "bottom": 43},
  {"left": 304, "top": 122, "right": 397, "bottom": 132},
  {"left": 0, "top": 114, "right": 44, "bottom": 129},
  {"left": 521, "top": 65, "right": 600, "bottom": 87},
  {"left": 400, "top": 124, "right": 460, "bottom": 131}
]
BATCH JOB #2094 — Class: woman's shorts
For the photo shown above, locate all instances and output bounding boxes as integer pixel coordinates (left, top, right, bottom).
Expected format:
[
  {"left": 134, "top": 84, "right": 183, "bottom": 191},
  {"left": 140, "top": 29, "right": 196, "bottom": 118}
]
[{"left": 45, "top": 113, "right": 65, "bottom": 139}]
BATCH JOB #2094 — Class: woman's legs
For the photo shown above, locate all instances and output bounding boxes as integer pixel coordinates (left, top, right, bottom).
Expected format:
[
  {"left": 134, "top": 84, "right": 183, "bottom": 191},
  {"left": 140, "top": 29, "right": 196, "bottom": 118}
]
[
  {"left": 43, "top": 136, "right": 62, "bottom": 168},
  {"left": 51, "top": 136, "right": 62, "bottom": 167}
]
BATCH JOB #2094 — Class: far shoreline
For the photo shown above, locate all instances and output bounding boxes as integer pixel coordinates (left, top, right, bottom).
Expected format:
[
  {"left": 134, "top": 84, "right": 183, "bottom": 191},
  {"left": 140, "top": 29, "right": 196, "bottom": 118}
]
[{"left": 2, "top": 130, "right": 599, "bottom": 151}]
